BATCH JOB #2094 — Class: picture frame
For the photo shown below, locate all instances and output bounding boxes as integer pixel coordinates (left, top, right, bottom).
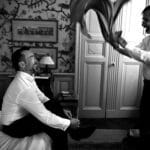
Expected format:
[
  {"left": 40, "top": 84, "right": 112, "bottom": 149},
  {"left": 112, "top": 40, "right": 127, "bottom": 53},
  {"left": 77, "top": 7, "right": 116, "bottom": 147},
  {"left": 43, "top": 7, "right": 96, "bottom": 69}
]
[
  {"left": 12, "top": 47, "right": 58, "bottom": 69},
  {"left": 12, "top": 19, "right": 58, "bottom": 43}
]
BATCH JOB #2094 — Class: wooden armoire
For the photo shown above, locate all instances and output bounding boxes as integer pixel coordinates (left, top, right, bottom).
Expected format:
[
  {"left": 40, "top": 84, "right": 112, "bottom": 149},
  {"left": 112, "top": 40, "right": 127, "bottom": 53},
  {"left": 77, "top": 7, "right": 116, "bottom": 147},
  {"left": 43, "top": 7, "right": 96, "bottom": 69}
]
[{"left": 75, "top": 0, "right": 149, "bottom": 118}]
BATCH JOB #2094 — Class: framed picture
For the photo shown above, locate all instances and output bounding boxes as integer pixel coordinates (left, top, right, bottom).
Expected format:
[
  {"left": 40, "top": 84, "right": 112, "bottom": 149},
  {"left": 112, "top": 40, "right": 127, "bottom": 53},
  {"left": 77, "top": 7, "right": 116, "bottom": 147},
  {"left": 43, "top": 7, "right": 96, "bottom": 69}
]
[
  {"left": 12, "top": 19, "right": 58, "bottom": 43},
  {"left": 13, "top": 47, "right": 58, "bottom": 69}
]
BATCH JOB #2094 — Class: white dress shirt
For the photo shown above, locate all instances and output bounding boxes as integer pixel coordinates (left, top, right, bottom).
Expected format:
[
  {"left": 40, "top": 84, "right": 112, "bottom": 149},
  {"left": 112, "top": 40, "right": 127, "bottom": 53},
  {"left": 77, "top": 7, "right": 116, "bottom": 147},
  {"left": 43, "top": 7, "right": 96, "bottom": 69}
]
[
  {"left": 1, "top": 71, "right": 70, "bottom": 131},
  {"left": 125, "top": 35, "right": 150, "bottom": 80}
]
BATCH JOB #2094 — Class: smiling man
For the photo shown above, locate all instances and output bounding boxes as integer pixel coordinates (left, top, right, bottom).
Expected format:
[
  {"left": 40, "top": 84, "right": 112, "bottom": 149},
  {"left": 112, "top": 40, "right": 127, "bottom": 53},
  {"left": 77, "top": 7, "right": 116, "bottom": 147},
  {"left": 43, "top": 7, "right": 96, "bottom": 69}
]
[{"left": 112, "top": 5, "right": 150, "bottom": 149}]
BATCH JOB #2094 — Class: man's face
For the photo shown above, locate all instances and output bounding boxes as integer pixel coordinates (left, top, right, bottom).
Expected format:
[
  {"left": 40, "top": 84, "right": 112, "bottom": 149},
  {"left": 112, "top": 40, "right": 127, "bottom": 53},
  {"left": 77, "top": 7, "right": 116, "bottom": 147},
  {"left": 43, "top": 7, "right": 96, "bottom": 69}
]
[
  {"left": 142, "top": 10, "right": 150, "bottom": 34},
  {"left": 22, "top": 50, "right": 39, "bottom": 74}
]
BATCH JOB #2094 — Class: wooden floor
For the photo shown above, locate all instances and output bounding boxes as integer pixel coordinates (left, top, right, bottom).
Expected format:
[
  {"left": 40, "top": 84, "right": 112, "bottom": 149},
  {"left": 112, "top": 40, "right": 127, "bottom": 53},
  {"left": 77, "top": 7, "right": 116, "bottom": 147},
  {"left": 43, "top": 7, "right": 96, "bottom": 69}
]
[
  {"left": 68, "top": 118, "right": 140, "bottom": 148},
  {"left": 69, "top": 142, "right": 122, "bottom": 150},
  {"left": 68, "top": 118, "right": 141, "bottom": 150}
]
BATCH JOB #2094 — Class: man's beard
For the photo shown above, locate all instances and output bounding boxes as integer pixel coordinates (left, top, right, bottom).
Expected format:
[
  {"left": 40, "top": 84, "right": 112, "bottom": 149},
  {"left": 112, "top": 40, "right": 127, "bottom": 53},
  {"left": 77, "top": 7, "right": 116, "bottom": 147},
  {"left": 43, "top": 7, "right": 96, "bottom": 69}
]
[{"left": 33, "top": 64, "right": 40, "bottom": 74}]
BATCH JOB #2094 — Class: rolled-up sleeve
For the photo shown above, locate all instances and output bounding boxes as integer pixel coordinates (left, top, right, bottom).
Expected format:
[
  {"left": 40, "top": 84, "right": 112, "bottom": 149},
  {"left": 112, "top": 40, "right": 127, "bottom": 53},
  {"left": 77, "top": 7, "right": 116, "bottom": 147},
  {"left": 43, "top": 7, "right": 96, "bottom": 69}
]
[
  {"left": 125, "top": 44, "right": 150, "bottom": 65},
  {"left": 18, "top": 88, "right": 70, "bottom": 131}
]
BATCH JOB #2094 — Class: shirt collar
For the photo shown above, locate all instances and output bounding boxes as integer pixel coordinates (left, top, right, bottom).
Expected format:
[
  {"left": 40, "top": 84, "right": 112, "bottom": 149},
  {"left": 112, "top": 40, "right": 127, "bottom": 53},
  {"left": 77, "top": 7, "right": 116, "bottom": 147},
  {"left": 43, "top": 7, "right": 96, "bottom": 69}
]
[{"left": 16, "top": 71, "right": 35, "bottom": 83}]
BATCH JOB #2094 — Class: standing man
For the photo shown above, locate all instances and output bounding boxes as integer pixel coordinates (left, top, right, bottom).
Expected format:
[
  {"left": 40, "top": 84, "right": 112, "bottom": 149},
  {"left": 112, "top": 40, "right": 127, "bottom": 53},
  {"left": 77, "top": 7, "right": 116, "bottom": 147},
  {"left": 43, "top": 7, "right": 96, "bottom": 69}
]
[
  {"left": 113, "top": 5, "right": 150, "bottom": 148},
  {"left": 1, "top": 47, "right": 95, "bottom": 150}
]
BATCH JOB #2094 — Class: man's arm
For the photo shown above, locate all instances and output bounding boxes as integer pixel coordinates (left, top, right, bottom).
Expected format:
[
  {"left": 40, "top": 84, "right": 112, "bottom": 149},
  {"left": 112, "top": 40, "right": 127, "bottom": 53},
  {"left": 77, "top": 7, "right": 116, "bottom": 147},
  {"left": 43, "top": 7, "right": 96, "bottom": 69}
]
[
  {"left": 114, "top": 47, "right": 131, "bottom": 58},
  {"left": 18, "top": 88, "right": 79, "bottom": 131},
  {"left": 112, "top": 35, "right": 150, "bottom": 64},
  {"left": 33, "top": 80, "right": 49, "bottom": 103}
]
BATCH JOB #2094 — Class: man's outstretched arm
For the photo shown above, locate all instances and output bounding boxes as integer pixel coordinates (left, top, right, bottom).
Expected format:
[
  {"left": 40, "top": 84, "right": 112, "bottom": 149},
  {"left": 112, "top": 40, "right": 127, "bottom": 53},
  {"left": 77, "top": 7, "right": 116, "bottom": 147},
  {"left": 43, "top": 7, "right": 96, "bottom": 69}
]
[{"left": 112, "top": 35, "right": 150, "bottom": 64}]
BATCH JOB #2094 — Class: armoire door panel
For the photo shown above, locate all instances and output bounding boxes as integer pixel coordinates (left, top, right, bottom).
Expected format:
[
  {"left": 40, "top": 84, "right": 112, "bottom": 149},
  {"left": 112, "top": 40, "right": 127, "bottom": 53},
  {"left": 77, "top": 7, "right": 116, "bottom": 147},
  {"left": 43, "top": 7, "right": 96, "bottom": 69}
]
[
  {"left": 83, "top": 63, "right": 105, "bottom": 107},
  {"left": 80, "top": 62, "right": 106, "bottom": 117},
  {"left": 107, "top": 61, "right": 142, "bottom": 118},
  {"left": 86, "top": 41, "right": 105, "bottom": 57},
  {"left": 120, "top": 63, "right": 141, "bottom": 107}
]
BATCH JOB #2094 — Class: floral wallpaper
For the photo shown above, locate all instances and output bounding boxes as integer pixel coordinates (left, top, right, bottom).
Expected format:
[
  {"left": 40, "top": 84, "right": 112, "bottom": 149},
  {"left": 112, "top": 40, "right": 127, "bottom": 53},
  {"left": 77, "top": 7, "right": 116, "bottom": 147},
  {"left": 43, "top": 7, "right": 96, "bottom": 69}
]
[{"left": 0, "top": 0, "right": 75, "bottom": 73}]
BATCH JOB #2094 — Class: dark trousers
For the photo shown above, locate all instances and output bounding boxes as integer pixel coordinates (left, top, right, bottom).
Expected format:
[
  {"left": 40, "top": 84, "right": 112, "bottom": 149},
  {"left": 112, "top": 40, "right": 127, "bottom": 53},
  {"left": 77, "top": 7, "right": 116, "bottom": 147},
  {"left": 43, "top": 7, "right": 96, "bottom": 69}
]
[
  {"left": 2, "top": 100, "right": 69, "bottom": 150},
  {"left": 139, "top": 80, "right": 150, "bottom": 137},
  {"left": 138, "top": 79, "right": 150, "bottom": 149}
]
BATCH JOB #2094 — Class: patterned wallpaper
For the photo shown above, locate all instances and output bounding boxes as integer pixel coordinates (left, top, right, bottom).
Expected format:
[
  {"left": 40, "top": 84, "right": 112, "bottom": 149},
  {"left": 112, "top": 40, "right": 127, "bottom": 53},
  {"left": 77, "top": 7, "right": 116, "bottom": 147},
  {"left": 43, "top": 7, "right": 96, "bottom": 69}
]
[{"left": 0, "top": 0, "right": 75, "bottom": 73}]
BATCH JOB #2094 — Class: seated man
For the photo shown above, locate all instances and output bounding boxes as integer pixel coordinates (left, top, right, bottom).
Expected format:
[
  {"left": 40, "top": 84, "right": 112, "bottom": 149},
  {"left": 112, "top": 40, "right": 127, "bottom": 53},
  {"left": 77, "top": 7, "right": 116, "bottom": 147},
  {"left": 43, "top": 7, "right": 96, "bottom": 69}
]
[{"left": 1, "top": 47, "right": 95, "bottom": 150}]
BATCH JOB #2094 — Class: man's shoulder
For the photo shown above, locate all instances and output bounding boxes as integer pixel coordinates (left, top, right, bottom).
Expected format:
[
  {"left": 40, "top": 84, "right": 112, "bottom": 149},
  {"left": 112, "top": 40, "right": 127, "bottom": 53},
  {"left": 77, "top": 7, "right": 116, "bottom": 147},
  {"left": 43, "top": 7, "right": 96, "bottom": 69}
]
[
  {"left": 143, "top": 35, "right": 150, "bottom": 41},
  {"left": 140, "top": 35, "right": 150, "bottom": 50},
  {"left": 7, "top": 76, "right": 29, "bottom": 93}
]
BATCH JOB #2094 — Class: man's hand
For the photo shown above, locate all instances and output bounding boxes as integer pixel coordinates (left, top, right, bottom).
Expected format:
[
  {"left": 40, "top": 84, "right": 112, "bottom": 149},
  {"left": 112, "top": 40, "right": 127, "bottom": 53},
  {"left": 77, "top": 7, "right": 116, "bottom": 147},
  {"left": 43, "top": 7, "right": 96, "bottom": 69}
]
[
  {"left": 118, "top": 36, "right": 127, "bottom": 48},
  {"left": 69, "top": 118, "right": 80, "bottom": 129},
  {"left": 63, "top": 109, "right": 72, "bottom": 119},
  {"left": 108, "top": 31, "right": 131, "bottom": 58},
  {"left": 109, "top": 31, "right": 127, "bottom": 49}
]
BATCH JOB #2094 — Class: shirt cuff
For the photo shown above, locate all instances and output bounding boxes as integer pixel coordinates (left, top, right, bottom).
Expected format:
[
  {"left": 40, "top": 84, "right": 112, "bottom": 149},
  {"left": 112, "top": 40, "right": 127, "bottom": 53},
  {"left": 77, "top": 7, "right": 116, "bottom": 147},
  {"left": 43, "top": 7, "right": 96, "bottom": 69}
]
[
  {"left": 62, "top": 119, "right": 71, "bottom": 131},
  {"left": 140, "top": 53, "right": 145, "bottom": 61}
]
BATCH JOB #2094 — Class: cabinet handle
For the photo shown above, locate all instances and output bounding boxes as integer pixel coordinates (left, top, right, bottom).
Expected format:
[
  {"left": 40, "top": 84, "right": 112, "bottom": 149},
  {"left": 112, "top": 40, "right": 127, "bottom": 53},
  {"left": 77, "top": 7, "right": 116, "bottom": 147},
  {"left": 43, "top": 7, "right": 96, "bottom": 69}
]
[{"left": 108, "top": 62, "right": 115, "bottom": 67}]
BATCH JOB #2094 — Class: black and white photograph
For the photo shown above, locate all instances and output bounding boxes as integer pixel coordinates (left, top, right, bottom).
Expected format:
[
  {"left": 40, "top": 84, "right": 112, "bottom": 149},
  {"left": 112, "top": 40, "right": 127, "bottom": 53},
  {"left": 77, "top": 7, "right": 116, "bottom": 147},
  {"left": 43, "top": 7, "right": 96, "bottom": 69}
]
[{"left": 0, "top": 0, "right": 149, "bottom": 150}]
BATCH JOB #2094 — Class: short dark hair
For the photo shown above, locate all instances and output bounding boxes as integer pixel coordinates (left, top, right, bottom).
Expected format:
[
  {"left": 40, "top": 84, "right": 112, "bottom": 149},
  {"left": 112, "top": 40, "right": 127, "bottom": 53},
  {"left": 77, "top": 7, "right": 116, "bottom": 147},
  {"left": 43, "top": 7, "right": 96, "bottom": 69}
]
[
  {"left": 12, "top": 46, "right": 30, "bottom": 71},
  {"left": 142, "top": 5, "right": 150, "bottom": 14}
]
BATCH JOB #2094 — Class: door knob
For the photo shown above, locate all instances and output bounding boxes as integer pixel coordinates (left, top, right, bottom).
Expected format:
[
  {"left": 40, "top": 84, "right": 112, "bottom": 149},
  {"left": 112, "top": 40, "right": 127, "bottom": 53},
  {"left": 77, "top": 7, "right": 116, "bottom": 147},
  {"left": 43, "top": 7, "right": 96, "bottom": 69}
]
[{"left": 108, "top": 62, "right": 115, "bottom": 67}]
